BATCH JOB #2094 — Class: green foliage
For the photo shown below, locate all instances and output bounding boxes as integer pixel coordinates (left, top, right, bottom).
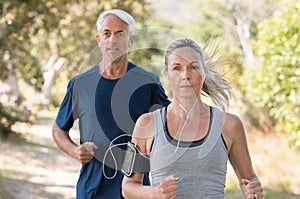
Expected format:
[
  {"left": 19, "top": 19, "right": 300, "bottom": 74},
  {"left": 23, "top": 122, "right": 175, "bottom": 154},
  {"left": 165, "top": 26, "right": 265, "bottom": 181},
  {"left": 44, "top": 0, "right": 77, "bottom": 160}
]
[
  {"left": 0, "top": 0, "right": 155, "bottom": 136},
  {"left": 185, "top": 0, "right": 224, "bottom": 41},
  {"left": 1, "top": 0, "right": 45, "bottom": 88},
  {"left": 0, "top": 103, "right": 30, "bottom": 139},
  {"left": 0, "top": 0, "right": 153, "bottom": 90},
  {"left": 183, "top": 0, "right": 263, "bottom": 86},
  {"left": 0, "top": 0, "right": 154, "bottom": 130},
  {"left": 251, "top": 0, "right": 300, "bottom": 148},
  {"left": 129, "top": 27, "right": 186, "bottom": 73}
]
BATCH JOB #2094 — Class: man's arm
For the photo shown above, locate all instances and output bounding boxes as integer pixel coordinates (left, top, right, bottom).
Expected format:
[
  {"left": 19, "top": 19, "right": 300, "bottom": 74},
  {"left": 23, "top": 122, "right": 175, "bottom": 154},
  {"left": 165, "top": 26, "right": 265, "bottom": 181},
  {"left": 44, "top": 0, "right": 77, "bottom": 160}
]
[{"left": 52, "top": 122, "right": 97, "bottom": 163}]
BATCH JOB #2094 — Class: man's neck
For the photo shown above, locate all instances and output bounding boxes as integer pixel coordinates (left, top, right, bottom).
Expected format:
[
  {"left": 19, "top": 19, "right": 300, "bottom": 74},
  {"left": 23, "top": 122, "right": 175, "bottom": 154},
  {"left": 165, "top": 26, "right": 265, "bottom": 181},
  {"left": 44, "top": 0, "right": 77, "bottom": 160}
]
[{"left": 99, "top": 56, "right": 128, "bottom": 79}]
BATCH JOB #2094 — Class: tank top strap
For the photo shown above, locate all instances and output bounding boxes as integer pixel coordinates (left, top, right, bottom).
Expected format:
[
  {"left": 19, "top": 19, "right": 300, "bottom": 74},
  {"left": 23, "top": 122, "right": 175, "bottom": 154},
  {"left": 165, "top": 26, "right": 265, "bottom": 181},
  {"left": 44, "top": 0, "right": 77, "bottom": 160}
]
[
  {"left": 153, "top": 108, "right": 165, "bottom": 138},
  {"left": 198, "top": 107, "right": 224, "bottom": 158}
]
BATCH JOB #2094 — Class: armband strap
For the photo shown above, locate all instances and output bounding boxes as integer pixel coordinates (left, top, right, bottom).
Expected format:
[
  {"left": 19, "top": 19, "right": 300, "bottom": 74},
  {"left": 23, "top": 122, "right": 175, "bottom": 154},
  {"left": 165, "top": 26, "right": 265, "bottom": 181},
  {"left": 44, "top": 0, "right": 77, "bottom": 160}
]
[
  {"left": 122, "top": 142, "right": 150, "bottom": 177},
  {"left": 132, "top": 152, "right": 150, "bottom": 173}
]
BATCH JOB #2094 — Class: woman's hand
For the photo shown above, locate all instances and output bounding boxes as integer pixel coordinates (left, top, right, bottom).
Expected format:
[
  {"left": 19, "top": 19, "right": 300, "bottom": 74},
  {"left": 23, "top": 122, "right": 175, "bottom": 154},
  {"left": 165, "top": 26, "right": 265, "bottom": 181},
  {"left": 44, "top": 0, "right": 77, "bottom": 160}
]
[
  {"left": 241, "top": 178, "right": 263, "bottom": 199},
  {"left": 154, "top": 175, "right": 180, "bottom": 199}
]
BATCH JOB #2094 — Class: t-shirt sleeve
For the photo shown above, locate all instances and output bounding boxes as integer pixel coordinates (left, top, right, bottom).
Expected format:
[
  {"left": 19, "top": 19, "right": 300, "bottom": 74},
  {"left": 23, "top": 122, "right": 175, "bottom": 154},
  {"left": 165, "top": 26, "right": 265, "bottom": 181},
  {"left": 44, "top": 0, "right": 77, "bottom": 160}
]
[
  {"left": 55, "top": 80, "right": 75, "bottom": 131},
  {"left": 151, "top": 77, "right": 170, "bottom": 108}
]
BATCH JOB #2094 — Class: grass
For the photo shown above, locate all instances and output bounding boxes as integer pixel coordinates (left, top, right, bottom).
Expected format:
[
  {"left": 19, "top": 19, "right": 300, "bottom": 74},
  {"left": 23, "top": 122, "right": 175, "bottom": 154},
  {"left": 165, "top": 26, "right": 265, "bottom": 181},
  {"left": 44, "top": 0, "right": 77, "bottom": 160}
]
[
  {"left": 226, "top": 185, "right": 300, "bottom": 199},
  {"left": 225, "top": 172, "right": 300, "bottom": 198},
  {"left": 224, "top": 129, "right": 300, "bottom": 199}
]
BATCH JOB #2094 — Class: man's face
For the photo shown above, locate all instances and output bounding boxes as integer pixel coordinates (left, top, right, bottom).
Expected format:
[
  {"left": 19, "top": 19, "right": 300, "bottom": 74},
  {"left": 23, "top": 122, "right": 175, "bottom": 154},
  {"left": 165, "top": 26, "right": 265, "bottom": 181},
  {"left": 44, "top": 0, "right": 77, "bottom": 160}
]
[{"left": 96, "top": 14, "right": 132, "bottom": 63}]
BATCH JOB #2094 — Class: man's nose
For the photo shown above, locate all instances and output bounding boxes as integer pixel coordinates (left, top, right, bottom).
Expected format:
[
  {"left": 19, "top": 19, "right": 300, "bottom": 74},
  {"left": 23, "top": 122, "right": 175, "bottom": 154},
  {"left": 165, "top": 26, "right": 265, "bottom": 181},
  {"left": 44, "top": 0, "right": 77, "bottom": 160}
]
[{"left": 108, "top": 34, "right": 117, "bottom": 43}]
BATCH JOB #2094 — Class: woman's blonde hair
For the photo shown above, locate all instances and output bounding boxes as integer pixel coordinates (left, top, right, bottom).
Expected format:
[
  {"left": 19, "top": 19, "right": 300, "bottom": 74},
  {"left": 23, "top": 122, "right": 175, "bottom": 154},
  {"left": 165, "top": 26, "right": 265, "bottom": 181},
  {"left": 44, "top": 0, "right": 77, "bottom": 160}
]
[{"left": 165, "top": 38, "right": 233, "bottom": 111}]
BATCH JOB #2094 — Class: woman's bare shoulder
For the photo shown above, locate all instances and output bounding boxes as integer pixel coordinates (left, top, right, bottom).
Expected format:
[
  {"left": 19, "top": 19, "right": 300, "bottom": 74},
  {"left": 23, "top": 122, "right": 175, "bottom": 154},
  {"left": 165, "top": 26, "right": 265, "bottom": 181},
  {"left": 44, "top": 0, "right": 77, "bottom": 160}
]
[
  {"left": 224, "top": 112, "right": 243, "bottom": 128},
  {"left": 222, "top": 112, "right": 245, "bottom": 149},
  {"left": 133, "top": 112, "right": 156, "bottom": 140}
]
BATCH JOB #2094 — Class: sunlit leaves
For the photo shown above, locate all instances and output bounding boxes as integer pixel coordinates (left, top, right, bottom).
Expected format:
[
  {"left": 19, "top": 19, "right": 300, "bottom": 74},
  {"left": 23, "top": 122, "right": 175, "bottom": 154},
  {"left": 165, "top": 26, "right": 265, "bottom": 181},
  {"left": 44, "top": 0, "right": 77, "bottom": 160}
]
[
  {"left": 0, "top": 0, "right": 153, "bottom": 138},
  {"left": 253, "top": 0, "right": 300, "bottom": 148}
]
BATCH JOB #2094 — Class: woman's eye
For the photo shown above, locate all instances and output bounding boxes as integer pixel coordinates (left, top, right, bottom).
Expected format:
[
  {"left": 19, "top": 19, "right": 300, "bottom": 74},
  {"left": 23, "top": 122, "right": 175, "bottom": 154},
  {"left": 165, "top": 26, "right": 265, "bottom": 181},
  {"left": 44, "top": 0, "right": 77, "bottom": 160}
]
[{"left": 192, "top": 65, "right": 199, "bottom": 69}]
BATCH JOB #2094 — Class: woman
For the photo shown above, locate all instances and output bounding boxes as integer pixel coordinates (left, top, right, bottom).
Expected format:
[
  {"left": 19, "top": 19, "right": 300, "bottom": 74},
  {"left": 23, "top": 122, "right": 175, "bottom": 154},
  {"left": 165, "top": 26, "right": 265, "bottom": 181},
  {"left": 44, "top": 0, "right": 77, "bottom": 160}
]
[{"left": 122, "top": 38, "right": 263, "bottom": 199}]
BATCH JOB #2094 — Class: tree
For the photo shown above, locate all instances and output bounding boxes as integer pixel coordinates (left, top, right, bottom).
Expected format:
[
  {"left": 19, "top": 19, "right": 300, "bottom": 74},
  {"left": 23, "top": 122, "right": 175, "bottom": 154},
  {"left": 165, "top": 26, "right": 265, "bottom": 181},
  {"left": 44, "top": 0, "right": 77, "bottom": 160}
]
[
  {"left": 185, "top": 0, "right": 279, "bottom": 68},
  {"left": 0, "top": 0, "right": 153, "bottom": 138},
  {"left": 251, "top": 0, "right": 300, "bottom": 148},
  {"left": 1, "top": 0, "right": 153, "bottom": 103}
]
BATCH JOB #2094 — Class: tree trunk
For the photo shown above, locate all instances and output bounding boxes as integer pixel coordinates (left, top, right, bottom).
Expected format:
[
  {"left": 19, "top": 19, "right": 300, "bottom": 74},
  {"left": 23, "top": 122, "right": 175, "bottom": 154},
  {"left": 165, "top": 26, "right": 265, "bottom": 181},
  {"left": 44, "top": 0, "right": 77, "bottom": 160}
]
[
  {"left": 0, "top": 70, "right": 22, "bottom": 106},
  {"left": 232, "top": 3, "right": 255, "bottom": 68},
  {"left": 41, "top": 54, "right": 68, "bottom": 104}
]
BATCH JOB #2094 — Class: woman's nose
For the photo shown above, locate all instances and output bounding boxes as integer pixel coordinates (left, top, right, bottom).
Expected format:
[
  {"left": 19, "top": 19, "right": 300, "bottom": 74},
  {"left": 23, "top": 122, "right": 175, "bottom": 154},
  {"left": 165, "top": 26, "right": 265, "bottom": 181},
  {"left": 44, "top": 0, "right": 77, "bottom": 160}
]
[{"left": 181, "top": 69, "right": 191, "bottom": 80}]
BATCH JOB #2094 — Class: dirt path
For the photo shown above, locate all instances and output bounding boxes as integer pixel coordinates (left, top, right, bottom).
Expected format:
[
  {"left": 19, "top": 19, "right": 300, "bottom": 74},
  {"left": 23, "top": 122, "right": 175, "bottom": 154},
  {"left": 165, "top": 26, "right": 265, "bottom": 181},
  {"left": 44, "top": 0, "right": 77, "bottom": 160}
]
[
  {"left": 1, "top": 121, "right": 300, "bottom": 199},
  {"left": 0, "top": 123, "right": 80, "bottom": 199}
]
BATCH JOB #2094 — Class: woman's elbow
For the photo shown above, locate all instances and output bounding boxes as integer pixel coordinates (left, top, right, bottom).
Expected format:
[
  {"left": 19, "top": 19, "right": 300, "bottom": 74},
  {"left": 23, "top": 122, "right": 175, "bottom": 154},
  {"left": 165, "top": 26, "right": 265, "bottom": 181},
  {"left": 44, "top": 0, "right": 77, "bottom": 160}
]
[{"left": 121, "top": 178, "right": 130, "bottom": 198}]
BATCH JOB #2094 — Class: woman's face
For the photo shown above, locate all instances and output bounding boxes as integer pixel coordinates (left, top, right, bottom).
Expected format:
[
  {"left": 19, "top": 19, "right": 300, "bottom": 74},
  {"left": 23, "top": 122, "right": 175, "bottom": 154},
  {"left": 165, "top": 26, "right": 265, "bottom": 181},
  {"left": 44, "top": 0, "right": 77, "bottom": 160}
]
[{"left": 165, "top": 46, "right": 206, "bottom": 100}]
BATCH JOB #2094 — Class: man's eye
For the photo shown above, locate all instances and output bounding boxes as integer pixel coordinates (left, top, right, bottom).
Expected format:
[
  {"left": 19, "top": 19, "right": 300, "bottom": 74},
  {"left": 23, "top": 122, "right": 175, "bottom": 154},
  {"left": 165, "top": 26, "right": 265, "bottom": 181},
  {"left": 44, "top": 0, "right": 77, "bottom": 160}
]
[
  {"left": 103, "top": 32, "right": 110, "bottom": 37},
  {"left": 116, "top": 32, "right": 125, "bottom": 37}
]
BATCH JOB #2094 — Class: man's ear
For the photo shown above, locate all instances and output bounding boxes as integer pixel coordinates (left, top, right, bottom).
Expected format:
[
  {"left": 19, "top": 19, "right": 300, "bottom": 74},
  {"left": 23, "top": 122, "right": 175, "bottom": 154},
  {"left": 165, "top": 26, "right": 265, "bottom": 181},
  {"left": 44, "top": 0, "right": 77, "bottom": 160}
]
[
  {"left": 129, "top": 36, "right": 134, "bottom": 48},
  {"left": 96, "top": 34, "right": 101, "bottom": 45}
]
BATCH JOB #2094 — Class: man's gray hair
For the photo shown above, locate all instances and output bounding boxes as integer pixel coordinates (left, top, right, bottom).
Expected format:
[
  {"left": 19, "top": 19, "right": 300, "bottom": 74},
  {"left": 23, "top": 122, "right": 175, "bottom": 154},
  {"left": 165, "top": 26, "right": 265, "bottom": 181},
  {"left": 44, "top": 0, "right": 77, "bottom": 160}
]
[{"left": 96, "top": 9, "right": 135, "bottom": 35}]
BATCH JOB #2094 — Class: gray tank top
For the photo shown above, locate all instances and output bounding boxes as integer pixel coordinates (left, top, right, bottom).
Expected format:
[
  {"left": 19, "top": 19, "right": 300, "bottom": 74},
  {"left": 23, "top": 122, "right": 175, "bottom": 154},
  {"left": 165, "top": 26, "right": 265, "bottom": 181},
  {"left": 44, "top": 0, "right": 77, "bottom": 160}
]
[{"left": 150, "top": 107, "right": 228, "bottom": 199}]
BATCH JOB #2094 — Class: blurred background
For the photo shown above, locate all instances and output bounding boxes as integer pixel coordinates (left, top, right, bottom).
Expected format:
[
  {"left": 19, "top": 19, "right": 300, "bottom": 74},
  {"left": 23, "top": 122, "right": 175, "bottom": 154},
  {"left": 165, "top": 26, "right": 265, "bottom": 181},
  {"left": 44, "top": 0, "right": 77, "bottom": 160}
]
[{"left": 0, "top": 0, "right": 299, "bottom": 198}]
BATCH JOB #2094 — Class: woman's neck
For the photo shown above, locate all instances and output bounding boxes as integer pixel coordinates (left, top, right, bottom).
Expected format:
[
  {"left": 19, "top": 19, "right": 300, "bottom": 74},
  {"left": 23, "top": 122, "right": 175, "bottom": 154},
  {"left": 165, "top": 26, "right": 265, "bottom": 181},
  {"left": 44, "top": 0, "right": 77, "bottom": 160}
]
[{"left": 170, "top": 97, "right": 209, "bottom": 119}]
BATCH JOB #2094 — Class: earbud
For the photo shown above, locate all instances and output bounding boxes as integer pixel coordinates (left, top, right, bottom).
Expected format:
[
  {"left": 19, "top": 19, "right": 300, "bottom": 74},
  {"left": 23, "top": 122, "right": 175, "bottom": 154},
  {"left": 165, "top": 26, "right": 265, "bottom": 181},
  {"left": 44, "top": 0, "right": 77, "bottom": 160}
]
[{"left": 202, "top": 73, "right": 207, "bottom": 85}]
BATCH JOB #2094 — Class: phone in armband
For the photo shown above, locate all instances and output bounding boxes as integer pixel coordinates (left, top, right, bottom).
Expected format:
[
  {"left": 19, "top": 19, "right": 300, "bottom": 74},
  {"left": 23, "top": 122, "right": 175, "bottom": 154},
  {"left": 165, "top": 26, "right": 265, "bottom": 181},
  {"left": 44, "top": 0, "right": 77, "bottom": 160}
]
[{"left": 122, "top": 142, "right": 137, "bottom": 177}]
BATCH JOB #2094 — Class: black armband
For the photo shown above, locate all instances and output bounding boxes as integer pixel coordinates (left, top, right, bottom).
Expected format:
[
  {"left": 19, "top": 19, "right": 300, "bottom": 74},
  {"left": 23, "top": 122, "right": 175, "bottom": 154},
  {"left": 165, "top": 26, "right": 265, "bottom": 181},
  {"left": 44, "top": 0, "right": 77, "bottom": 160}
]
[{"left": 121, "top": 142, "right": 150, "bottom": 177}]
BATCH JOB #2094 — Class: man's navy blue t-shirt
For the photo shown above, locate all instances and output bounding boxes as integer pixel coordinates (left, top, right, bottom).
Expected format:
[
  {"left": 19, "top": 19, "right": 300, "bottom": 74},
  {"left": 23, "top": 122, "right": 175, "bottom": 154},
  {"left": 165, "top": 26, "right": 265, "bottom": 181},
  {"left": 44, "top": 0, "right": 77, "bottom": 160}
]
[{"left": 55, "top": 62, "right": 169, "bottom": 199}]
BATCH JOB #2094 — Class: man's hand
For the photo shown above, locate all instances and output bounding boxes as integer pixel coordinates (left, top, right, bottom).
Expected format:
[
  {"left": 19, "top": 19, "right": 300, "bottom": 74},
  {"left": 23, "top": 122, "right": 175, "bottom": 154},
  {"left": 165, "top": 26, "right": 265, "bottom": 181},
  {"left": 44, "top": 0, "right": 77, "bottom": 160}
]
[{"left": 73, "top": 142, "right": 98, "bottom": 163}]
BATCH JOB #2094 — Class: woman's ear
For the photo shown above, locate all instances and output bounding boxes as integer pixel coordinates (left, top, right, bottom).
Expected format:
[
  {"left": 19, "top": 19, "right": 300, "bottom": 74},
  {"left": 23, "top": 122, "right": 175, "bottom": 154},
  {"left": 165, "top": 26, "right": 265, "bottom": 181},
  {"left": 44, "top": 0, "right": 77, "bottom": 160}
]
[{"left": 164, "top": 69, "right": 168, "bottom": 78}]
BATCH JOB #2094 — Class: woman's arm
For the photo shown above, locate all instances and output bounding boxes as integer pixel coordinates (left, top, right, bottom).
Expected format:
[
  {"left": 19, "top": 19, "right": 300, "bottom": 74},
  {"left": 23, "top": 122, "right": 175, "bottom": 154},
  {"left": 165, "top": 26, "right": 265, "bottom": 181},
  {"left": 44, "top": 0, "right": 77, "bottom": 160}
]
[
  {"left": 122, "top": 113, "right": 179, "bottom": 199},
  {"left": 223, "top": 113, "right": 263, "bottom": 199},
  {"left": 122, "top": 173, "right": 179, "bottom": 199}
]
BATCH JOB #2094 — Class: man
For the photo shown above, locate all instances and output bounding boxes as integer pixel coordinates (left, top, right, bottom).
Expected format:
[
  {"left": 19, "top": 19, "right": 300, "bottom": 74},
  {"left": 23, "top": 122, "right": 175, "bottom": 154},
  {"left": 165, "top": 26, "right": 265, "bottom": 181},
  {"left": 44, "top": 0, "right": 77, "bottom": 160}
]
[{"left": 52, "top": 9, "right": 169, "bottom": 199}]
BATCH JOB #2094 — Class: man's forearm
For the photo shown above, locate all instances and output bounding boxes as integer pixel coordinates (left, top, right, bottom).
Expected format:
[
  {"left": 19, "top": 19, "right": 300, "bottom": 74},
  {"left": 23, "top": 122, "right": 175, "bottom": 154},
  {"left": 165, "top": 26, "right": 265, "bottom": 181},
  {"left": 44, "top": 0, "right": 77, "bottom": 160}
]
[{"left": 52, "top": 122, "right": 78, "bottom": 159}]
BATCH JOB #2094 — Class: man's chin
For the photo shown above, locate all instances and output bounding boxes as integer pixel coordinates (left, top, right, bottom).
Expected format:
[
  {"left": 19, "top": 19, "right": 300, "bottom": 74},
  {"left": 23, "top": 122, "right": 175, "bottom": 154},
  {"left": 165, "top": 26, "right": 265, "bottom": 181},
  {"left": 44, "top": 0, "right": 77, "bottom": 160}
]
[{"left": 107, "top": 54, "right": 125, "bottom": 64}]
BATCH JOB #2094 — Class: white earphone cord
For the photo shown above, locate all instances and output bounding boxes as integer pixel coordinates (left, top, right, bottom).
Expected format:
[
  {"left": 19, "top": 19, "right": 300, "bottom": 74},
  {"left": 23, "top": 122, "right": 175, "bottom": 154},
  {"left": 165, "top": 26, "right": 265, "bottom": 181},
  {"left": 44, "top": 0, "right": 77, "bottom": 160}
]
[
  {"left": 103, "top": 94, "right": 201, "bottom": 179},
  {"left": 173, "top": 94, "right": 201, "bottom": 153},
  {"left": 102, "top": 134, "right": 149, "bottom": 179}
]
